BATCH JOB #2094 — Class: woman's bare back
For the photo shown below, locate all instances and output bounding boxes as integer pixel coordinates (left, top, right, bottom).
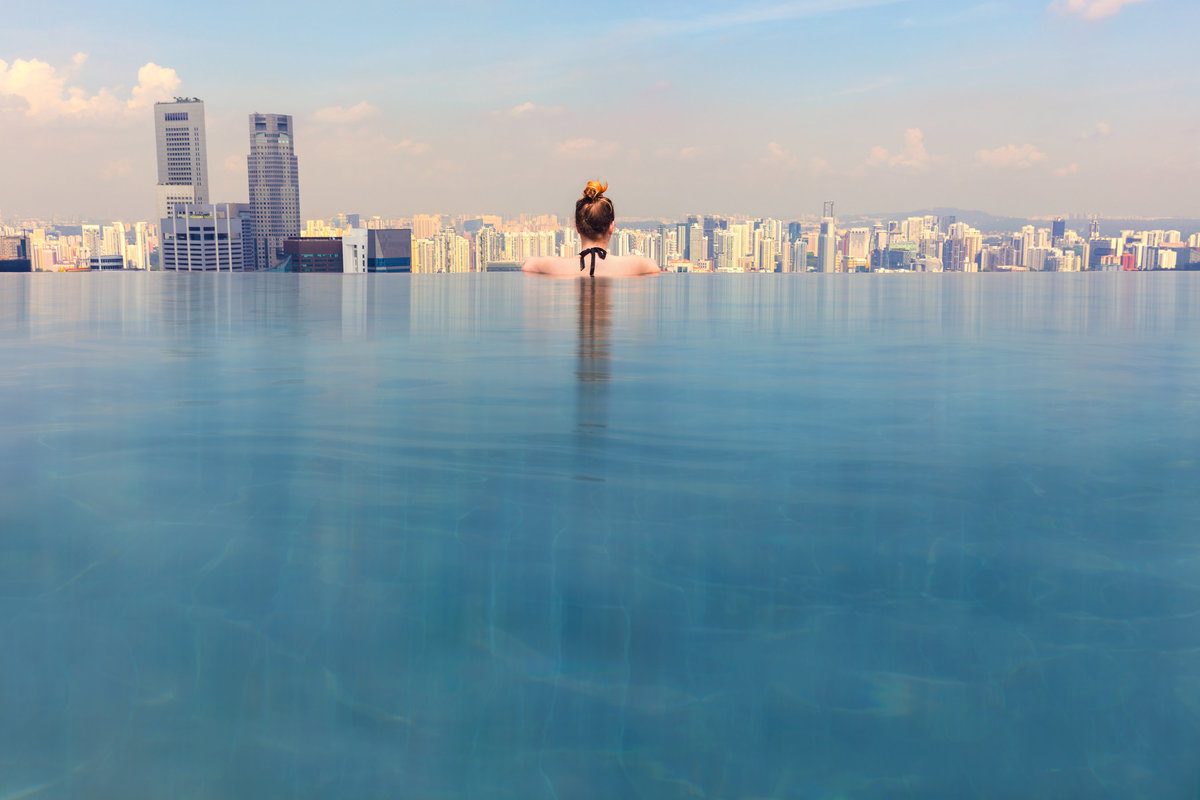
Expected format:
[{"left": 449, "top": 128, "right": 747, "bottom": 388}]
[{"left": 522, "top": 254, "right": 660, "bottom": 278}]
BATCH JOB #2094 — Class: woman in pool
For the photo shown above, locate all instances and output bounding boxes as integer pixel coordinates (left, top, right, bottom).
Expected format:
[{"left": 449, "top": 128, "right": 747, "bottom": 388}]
[{"left": 522, "top": 181, "right": 661, "bottom": 278}]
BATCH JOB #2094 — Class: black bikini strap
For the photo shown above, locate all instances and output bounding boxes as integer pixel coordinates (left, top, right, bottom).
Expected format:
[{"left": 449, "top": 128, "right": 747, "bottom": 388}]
[{"left": 579, "top": 247, "right": 607, "bottom": 277}]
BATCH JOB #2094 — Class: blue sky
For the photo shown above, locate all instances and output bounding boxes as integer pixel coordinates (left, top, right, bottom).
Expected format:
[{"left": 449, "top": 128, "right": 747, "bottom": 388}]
[{"left": 1, "top": 0, "right": 1197, "bottom": 221}]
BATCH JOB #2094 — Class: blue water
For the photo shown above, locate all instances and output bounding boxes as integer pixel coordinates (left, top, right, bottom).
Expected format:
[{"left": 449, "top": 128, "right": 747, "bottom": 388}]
[{"left": 1, "top": 273, "right": 1199, "bottom": 798}]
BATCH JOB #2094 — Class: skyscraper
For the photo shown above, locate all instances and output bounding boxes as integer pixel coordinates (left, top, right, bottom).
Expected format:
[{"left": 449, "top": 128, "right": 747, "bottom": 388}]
[
  {"left": 818, "top": 217, "right": 837, "bottom": 273},
  {"left": 154, "top": 99, "right": 210, "bottom": 220},
  {"left": 248, "top": 113, "right": 301, "bottom": 270},
  {"left": 1052, "top": 217, "right": 1067, "bottom": 245},
  {"left": 81, "top": 224, "right": 102, "bottom": 260}
]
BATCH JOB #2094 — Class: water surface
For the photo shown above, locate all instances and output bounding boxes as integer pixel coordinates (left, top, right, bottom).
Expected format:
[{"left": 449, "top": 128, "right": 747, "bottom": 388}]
[{"left": 1, "top": 273, "right": 1199, "bottom": 798}]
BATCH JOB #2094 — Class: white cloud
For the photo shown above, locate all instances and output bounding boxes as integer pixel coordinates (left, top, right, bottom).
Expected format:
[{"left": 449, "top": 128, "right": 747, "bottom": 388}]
[
  {"left": 762, "top": 142, "right": 799, "bottom": 170},
  {"left": 655, "top": 145, "right": 704, "bottom": 161},
  {"left": 555, "top": 138, "right": 619, "bottom": 159},
  {"left": 1076, "top": 121, "right": 1112, "bottom": 141},
  {"left": 308, "top": 102, "right": 428, "bottom": 157},
  {"left": 864, "top": 128, "right": 933, "bottom": 171},
  {"left": 391, "top": 138, "right": 430, "bottom": 155},
  {"left": 1053, "top": 0, "right": 1147, "bottom": 20},
  {"left": 1053, "top": 163, "right": 1081, "bottom": 177},
  {"left": 127, "top": 63, "right": 180, "bottom": 110},
  {"left": 312, "top": 101, "right": 379, "bottom": 125},
  {"left": 976, "top": 143, "right": 1048, "bottom": 169},
  {"left": 0, "top": 56, "right": 117, "bottom": 117},
  {"left": 501, "top": 101, "right": 563, "bottom": 118},
  {"left": 0, "top": 54, "right": 180, "bottom": 119},
  {"left": 761, "top": 142, "right": 831, "bottom": 175}
]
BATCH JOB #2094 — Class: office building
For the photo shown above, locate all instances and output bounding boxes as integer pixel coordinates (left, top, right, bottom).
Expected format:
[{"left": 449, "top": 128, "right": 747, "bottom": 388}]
[
  {"left": 817, "top": 217, "right": 837, "bottom": 273},
  {"left": 846, "top": 228, "right": 871, "bottom": 261},
  {"left": 342, "top": 229, "right": 368, "bottom": 274},
  {"left": 154, "top": 98, "right": 210, "bottom": 220},
  {"left": 248, "top": 113, "right": 301, "bottom": 269},
  {"left": 367, "top": 229, "right": 413, "bottom": 272},
  {"left": 87, "top": 254, "right": 126, "bottom": 270},
  {"left": 282, "top": 237, "right": 342, "bottom": 272},
  {"left": 160, "top": 203, "right": 253, "bottom": 271}
]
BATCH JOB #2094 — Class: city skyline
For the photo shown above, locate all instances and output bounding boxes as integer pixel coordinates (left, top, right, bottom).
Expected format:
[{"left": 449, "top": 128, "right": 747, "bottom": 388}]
[{"left": 2, "top": 0, "right": 1198, "bottom": 222}]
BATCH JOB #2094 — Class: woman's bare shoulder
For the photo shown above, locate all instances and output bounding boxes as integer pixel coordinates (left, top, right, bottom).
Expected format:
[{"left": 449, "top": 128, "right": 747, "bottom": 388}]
[
  {"left": 608, "top": 255, "right": 661, "bottom": 275},
  {"left": 523, "top": 256, "right": 575, "bottom": 276}
]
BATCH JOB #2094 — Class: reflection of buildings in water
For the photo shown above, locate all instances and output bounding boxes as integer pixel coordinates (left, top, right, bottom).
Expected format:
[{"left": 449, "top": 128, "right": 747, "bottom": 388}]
[{"left": 576, "top": 279, "right": 612, "bottom": 437}]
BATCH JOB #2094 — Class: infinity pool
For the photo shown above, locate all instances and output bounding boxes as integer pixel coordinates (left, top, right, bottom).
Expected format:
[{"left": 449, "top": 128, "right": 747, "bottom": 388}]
[{"left": 1, "top": 273, "right": 1199, "bottom": 798}]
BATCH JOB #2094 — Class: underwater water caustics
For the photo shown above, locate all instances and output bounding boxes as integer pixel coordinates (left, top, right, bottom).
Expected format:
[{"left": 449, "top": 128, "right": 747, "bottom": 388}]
[{"left": 1, "top": 273, "right": 1199, "bottom": 799}]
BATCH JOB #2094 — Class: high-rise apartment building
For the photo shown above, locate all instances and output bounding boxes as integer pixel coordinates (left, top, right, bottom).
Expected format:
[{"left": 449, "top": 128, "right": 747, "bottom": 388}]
[
  {"left": 81, "top": 224, "right": 102, "bottom": 260},
  {"left": 248, "top": 113, "right": 301, "bottom": 269},
  {"left": 0, "top": 236, "right": 32, "bottom": 273},
  {"left": 154, "top": 99, "right": 210, "bottom": 220},
  {"left": 412, "top": 215, "right": 441, "bottom": 240}
]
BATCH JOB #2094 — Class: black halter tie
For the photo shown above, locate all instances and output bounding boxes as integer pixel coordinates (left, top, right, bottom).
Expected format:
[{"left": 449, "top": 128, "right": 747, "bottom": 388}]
[{"left": 579, "top": 247, "right": 607, "bottom": 277}]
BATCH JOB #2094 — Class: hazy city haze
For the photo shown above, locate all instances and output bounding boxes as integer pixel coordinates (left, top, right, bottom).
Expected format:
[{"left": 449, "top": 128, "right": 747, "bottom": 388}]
[{"left": 1, "top": 0, "right": 1196, "bottom": 221}]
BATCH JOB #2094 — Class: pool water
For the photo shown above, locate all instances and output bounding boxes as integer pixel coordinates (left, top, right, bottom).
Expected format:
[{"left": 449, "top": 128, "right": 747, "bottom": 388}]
[{"left": 1, "top": 273, "right": 1199, "bottom": 798}]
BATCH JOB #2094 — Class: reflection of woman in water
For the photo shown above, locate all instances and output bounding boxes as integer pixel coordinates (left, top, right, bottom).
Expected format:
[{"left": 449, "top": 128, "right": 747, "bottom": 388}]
[
  {"left": 576, "top": 278, "right": 611, "bottom": 436},
  {"left": 522, "top": 181, "right": 661, "bottom": 278}
]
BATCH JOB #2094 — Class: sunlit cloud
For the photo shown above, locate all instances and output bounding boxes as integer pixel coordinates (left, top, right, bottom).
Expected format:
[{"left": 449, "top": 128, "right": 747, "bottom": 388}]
[
  {"left": 761, "top": 142, "right": 830, "bottom": 174},
  {"left": 1053, "top": 163, "right": 1081, "bottom": 177},
  {"left": 312, "top": 101, "right": 379, "bottom": 125},
  {"left": 308, "top": 102, "right": 428, "bottom": 157},
  {"left": 864, "top": 128, "right": 934, "bottom": 171},
  {"left": 500, "top": 101, "right": 564, "bottom": 118},
  {"left": 655, "top": 146, "right": 705, "bottom": 161},
  {"left": 555, "top": 138, "right": 619, "bottom": 159},
  {"left": 976, "top": 143, "right": 1048, "bottom": 169},
  {"left": 1053, "top": 0, "right": 1147, "bottom": 20},
  {"left": 0, "top": 54, "right": 179, "bottom": 119},
  {"left": 1078, "top": 121, "right": 1112, "bottom": 140},
  {"left": 127, "top": 63, "right": 181, "bottom": 110}
]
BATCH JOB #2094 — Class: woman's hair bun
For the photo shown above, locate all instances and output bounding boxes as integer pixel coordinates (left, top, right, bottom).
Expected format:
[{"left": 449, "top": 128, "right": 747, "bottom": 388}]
[{"left": 583, "top": 180, "right": 609, "bottom": 201}]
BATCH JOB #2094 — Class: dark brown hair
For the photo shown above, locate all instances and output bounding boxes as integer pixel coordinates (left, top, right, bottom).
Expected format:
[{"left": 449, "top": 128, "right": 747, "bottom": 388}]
[{"left": 575, "top": 180, "right": 615, "bottom": 241}]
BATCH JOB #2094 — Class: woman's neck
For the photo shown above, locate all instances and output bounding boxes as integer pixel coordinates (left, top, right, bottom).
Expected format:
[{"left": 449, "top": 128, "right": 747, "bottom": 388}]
[{"left": 580, "top": 238, "right": 610, "bottom": 252}]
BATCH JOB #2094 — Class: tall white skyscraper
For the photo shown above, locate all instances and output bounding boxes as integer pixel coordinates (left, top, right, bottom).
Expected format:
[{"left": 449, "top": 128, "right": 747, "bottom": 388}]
[
  {"left": 248, "top": 113, "right": 301, "bottom": 270},
  {"left": 154, "top": 99, "right": 210, "bottom": 220}
]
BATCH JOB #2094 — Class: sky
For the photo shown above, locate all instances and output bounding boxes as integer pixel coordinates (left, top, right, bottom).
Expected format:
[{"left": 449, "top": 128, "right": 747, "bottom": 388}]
[{"left": 1, "top": 0, "right": 1197, "bottom": 222}]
